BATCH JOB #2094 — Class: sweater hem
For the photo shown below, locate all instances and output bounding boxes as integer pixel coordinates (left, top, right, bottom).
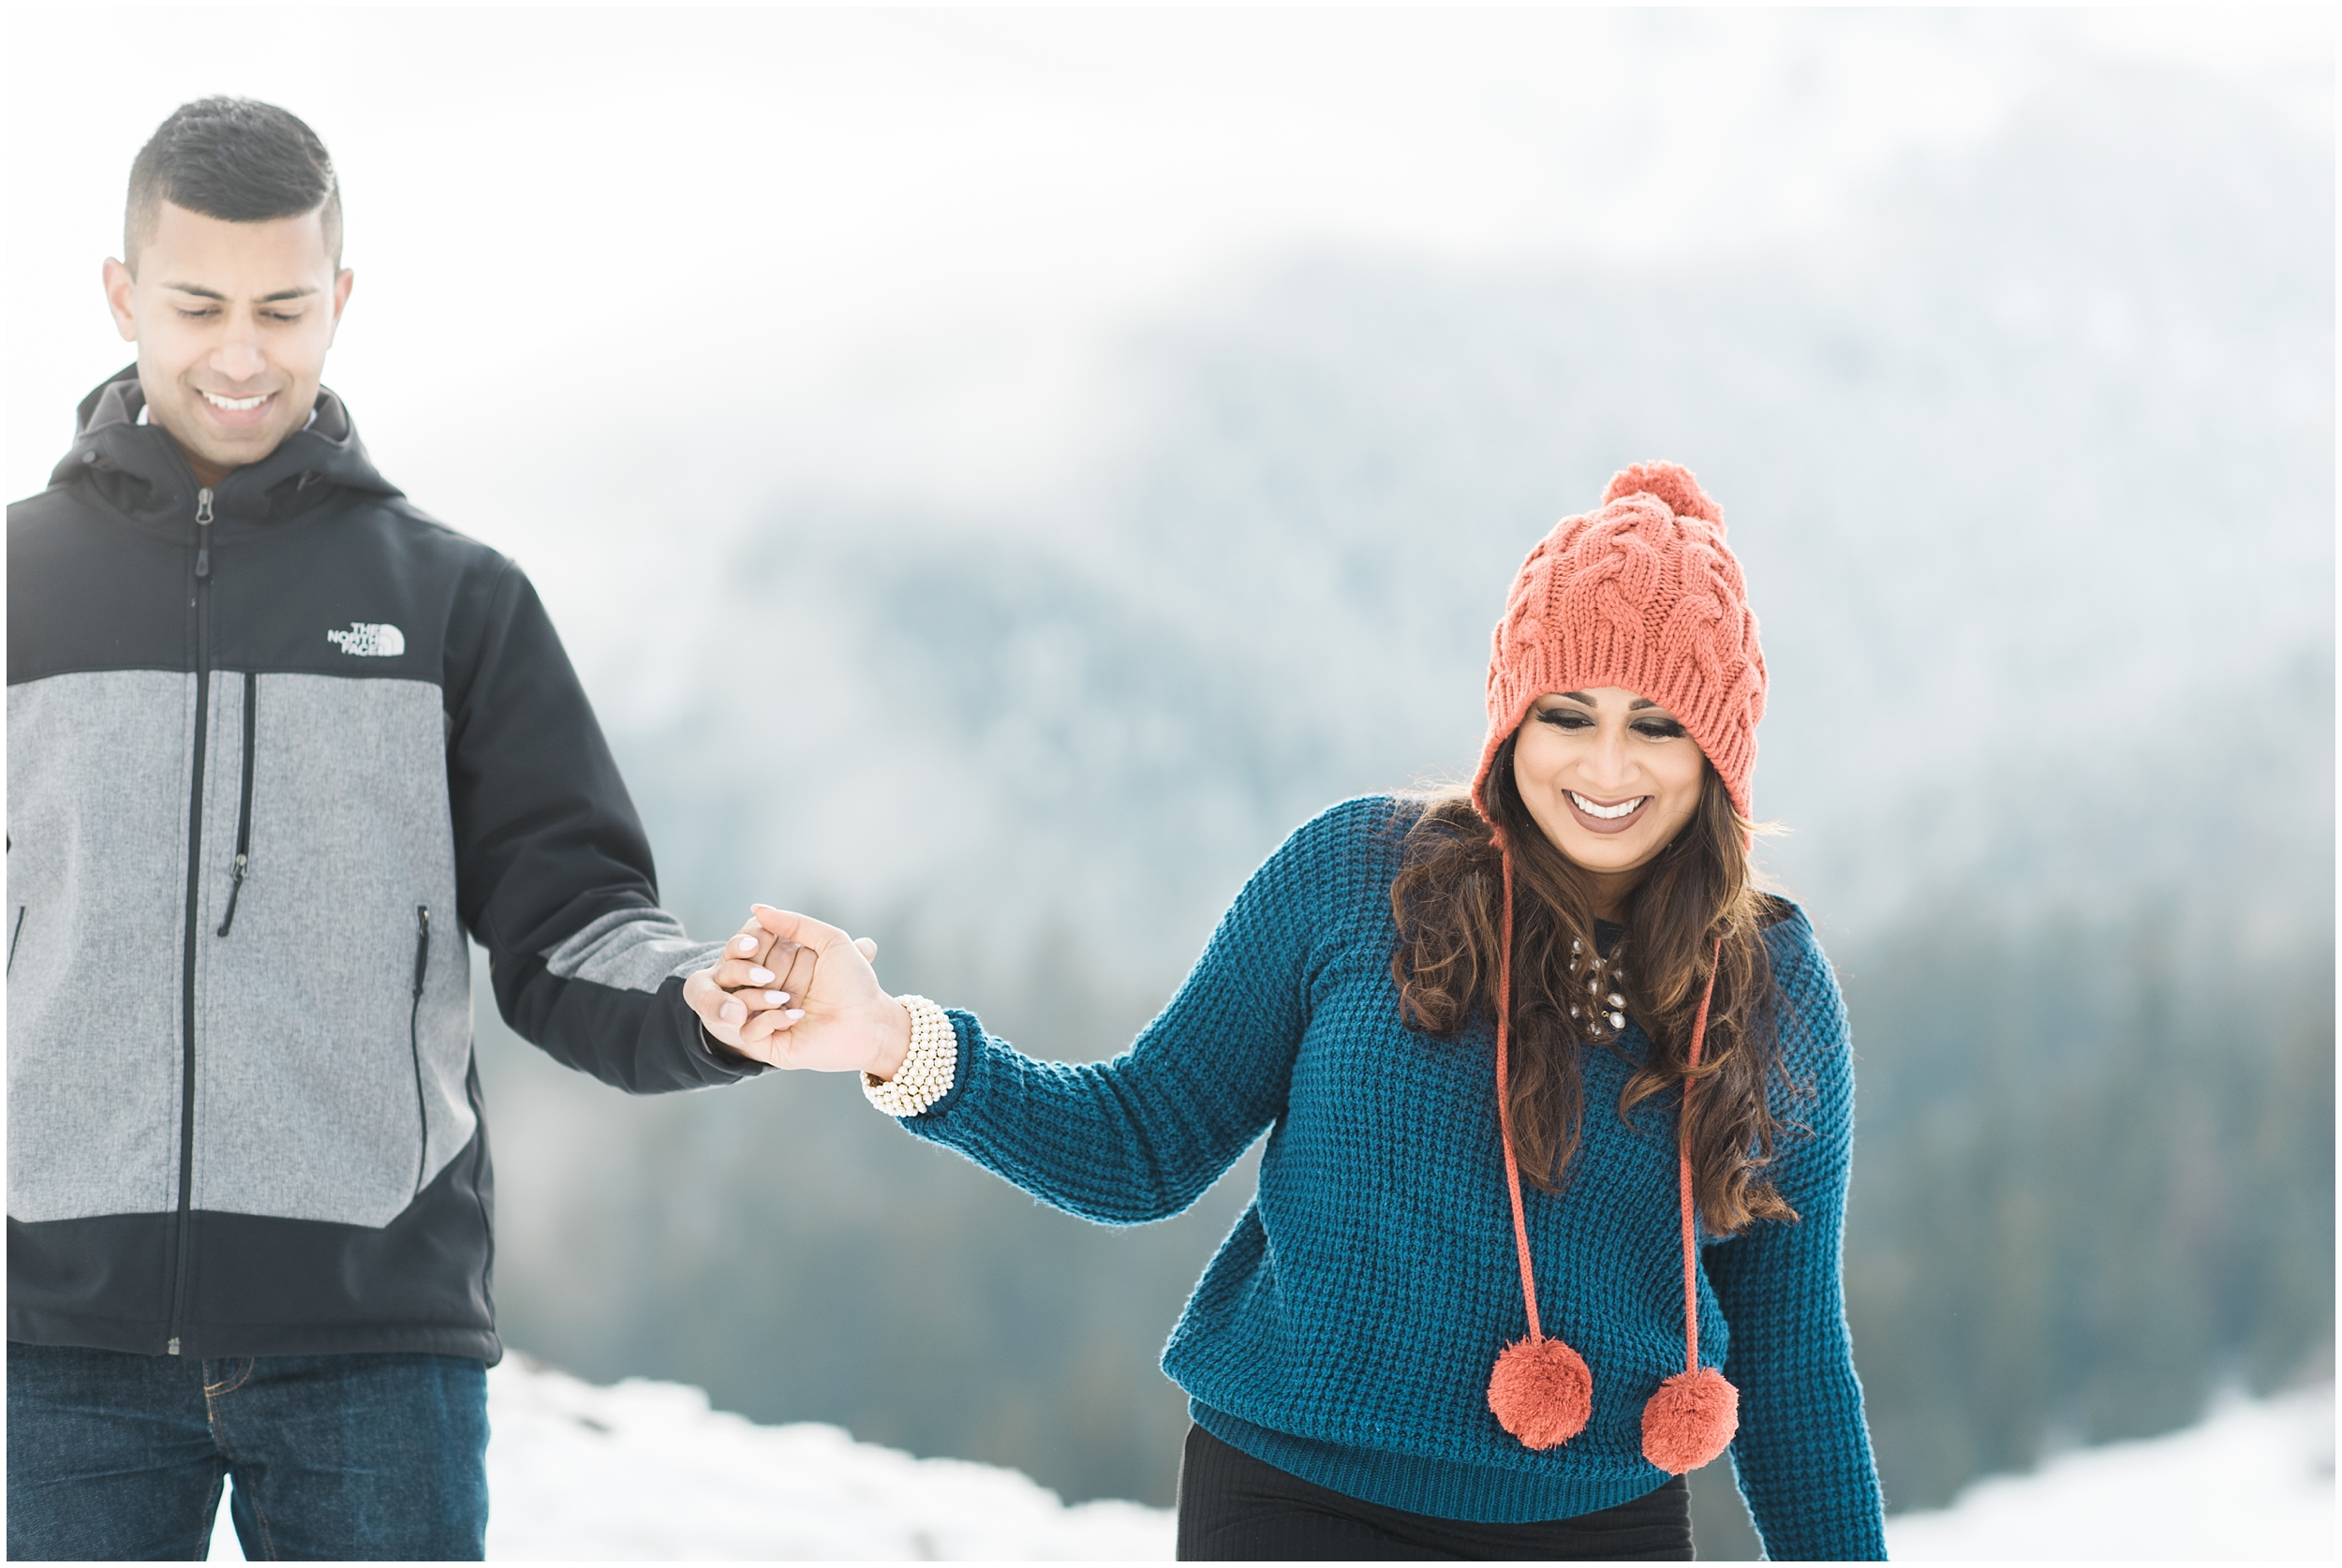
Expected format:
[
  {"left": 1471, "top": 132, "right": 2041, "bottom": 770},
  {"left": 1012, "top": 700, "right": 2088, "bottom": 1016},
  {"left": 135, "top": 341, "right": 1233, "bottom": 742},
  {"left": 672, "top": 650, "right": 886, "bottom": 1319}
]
[{"left": 1189, "top": 1399, "right": 1669, "bottom": 1525}]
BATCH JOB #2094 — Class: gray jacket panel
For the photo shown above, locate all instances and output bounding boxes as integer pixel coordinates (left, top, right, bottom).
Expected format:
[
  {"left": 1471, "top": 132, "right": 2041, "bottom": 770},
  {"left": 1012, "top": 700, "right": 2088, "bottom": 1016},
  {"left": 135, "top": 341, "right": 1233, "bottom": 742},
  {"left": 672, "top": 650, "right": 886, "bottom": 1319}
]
[
  {"left": 191, "top": 673, "right": 472, "bottom": 1226},
  {"left": 7, "top": 670, "right": 195, "bottom": 1223}
]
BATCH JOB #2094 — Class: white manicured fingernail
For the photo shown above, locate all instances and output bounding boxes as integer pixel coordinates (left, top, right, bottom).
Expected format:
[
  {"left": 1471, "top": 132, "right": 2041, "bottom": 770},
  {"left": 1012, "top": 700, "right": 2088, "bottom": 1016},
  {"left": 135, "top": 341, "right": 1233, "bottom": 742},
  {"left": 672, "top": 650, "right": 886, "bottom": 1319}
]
[
  {"left": 734, "top": 936, "right": 757, "bottom": 954},
  {"left": 762, "top": 991, "right": 785, "bottom": 1007},
  {"left": 783, "top": 1009, "right": 806, "bottom": 1023},
  {"left": 720, "top": 1001, "right": 745, "bottom": 1023},
  {"left": 749, "top": 967, "right": 775, "bottom": 985}
]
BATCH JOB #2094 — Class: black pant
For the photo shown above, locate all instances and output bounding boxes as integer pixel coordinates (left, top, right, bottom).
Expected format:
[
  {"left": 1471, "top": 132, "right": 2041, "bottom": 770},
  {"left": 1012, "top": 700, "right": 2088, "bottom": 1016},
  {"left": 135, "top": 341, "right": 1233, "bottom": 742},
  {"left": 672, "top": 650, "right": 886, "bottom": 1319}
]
[{"left": 1176, "top": 1424, "right": 1694, "bottom": 1561}]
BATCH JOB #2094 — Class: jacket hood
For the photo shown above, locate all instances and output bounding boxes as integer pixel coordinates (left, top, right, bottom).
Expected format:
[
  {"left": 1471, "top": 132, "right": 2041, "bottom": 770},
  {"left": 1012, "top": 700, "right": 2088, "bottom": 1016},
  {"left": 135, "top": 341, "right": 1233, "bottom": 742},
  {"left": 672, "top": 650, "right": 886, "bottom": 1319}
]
[{"left": 51, "top": 363, "right": 402, "bottom": 534}]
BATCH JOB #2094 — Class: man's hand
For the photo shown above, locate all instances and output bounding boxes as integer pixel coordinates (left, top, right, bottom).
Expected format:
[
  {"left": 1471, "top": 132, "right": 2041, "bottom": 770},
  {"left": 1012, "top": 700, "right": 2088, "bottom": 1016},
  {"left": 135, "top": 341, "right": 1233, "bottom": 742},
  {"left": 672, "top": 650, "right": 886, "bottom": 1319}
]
[
  {"left": 683, "top": 907, "right": 902, "bottom": 1075},
  {"left": 683, "top": 911, "right": 794, "bottom": 1058}
]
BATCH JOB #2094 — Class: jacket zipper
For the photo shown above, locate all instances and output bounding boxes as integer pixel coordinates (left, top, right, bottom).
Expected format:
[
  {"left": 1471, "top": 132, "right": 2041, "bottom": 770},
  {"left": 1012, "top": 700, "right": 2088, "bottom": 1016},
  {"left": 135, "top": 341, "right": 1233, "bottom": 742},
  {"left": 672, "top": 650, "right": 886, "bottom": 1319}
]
[
  {"left": 167, "top": 486, "right": 215, "bottom": 1356},
  {"left": 410, "top": 905, "right": 432, "bottom": 1196},
  {"left": 7, "top": 905, "right": 22, "bottom": 974},
  {"left": 215, "top": 674, "right": 258, "bottom": 938}
]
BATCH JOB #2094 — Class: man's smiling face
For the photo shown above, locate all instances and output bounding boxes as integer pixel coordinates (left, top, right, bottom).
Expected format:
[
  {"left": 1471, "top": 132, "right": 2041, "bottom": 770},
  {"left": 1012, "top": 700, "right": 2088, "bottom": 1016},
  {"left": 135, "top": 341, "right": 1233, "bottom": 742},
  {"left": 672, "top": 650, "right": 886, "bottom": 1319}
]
[{"left": 103, "top": 200, "right": 352, "bottom": 485}]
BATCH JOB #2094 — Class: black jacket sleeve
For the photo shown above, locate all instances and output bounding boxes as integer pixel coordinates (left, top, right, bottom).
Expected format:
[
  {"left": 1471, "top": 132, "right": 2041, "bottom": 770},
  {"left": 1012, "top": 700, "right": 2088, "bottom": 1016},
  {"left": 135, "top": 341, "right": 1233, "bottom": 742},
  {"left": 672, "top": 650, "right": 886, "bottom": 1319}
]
[{"left": 443, "top": 557, "right": 758, "bottom": 1092}]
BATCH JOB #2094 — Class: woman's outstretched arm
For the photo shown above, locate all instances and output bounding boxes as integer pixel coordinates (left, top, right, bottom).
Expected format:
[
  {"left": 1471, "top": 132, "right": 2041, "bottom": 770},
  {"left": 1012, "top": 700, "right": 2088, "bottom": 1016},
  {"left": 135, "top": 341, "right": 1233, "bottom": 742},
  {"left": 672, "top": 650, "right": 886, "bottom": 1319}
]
[{"left": 690, "top": 805, "right": 1378, "bottom": 1223}]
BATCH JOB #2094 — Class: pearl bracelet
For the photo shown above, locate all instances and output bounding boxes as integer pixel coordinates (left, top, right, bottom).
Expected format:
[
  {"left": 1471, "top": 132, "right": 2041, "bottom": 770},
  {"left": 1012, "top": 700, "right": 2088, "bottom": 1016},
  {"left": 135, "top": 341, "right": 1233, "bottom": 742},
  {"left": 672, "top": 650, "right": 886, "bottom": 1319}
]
[{"left": 861, "top": 995, "right": 957, "bottom": 1117}]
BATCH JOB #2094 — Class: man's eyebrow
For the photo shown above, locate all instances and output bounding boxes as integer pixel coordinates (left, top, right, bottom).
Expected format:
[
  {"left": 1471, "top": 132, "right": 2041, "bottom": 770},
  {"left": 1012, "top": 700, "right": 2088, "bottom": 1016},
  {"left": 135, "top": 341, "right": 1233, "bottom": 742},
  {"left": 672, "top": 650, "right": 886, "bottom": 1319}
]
[{"left": 157, "top": 283, "right": 319, "bottom": 303}]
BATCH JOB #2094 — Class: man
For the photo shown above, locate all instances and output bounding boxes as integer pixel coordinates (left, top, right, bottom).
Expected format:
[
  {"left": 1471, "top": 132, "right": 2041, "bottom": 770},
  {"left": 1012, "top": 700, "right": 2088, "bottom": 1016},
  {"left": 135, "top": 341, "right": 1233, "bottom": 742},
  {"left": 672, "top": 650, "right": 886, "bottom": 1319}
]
[{"left": 7, "top": 96, "right": 798, "bottom": 1560}]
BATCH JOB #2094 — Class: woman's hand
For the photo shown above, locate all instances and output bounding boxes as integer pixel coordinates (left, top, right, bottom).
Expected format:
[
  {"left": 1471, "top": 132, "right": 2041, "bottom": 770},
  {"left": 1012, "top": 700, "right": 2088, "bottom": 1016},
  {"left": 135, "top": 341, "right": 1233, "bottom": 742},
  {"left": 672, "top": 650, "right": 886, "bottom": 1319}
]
[
  {"left": 684, "top": 912, "right": 793, "bottom": 1058},
  {"left": 683, "top": 905, "right": 909, "bottom": 1077}
]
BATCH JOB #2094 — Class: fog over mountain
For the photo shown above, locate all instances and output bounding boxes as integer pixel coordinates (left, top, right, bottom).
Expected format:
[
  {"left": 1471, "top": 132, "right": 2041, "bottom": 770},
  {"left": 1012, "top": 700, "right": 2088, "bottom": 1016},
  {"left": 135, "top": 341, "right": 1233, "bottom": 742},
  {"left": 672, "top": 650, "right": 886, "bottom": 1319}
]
[
  {"left": 466, "top": 55, "right": 2331, "bottom": 1540},
  {"left": 603, "top": 59, "right": 2329, "bottom": 977}
]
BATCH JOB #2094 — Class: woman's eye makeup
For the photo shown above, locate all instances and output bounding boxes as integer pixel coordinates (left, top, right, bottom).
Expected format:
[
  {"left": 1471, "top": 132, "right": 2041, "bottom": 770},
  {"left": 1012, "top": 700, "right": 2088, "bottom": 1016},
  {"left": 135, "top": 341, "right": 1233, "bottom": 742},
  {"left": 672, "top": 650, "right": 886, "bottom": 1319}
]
[{"left": 1534, "top": 706, "right": 1682, "bottom": 737}]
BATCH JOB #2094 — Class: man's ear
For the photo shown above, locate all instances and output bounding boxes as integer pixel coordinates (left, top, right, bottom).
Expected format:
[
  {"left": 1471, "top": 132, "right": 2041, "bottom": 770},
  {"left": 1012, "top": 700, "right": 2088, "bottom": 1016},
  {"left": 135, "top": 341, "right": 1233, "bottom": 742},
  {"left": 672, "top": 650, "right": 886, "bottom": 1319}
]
[
  {"left": 101, "top": 257, "right": 138, "bottom": 343},
  {"left": 327, "top": 267, "right": 354, "bottom": 344}
]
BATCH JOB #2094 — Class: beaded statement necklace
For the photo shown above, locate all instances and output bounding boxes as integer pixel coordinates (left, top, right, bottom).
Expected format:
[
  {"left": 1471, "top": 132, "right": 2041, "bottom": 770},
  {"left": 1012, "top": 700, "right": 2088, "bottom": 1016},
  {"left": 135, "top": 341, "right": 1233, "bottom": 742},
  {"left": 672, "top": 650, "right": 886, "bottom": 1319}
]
[{"left": 1567, "top": 938, "right": 1628, "bottom": 1041}]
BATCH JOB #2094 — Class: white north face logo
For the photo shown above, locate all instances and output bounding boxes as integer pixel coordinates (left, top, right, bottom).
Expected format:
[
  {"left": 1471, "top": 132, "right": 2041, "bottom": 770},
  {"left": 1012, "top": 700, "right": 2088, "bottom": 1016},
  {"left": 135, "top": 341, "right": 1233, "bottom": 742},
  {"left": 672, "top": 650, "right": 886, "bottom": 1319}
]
[{"left": 326, "top": 622, "right": 407, "bottom": 658}]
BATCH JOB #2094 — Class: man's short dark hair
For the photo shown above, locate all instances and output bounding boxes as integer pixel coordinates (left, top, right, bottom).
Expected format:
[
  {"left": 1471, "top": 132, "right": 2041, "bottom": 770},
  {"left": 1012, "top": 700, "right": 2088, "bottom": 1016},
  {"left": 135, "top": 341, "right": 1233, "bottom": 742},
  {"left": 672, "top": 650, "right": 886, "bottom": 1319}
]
[{"left": 126, "top": 96, "right": 342, "bottom": 271}]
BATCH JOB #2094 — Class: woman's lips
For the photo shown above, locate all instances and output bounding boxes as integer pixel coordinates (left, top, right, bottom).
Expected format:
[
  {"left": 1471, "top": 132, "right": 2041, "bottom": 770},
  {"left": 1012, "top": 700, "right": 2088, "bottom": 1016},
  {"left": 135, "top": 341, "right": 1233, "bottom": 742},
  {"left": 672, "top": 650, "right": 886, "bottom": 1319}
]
[{"left": 1563, "top": 790, "right": 1650, "bottom": 836}]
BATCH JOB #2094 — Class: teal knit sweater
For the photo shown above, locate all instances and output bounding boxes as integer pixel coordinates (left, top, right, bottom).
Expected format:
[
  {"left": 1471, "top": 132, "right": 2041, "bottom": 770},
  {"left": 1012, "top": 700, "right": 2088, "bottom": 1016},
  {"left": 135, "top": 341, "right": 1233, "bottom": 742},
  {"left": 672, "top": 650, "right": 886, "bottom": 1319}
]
[{"left": 900, "top": 796, "right": 1888, "bottom": 1559}]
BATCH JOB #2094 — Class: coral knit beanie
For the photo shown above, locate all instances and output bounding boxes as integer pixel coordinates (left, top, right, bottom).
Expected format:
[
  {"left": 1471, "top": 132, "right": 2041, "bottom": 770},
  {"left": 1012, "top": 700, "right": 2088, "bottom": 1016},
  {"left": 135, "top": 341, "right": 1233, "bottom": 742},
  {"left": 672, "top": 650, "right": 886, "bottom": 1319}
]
[{"left": 1470, "top": 462, "right": 1767, "bottom": 827}]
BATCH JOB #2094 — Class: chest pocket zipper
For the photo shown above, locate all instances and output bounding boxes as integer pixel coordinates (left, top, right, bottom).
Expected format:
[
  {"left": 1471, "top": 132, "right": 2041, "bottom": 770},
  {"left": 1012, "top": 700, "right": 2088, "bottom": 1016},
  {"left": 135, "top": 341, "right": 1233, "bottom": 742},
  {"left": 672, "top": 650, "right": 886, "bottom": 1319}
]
[
  {"left": 7, "top": 906, "right": 22, "bottom": 974},
  {"left": 410, "top": 905, "right": 432, "bottom": 1196},
  {"left": 215, "top": 674, "right": 258, "bottom": 938}
]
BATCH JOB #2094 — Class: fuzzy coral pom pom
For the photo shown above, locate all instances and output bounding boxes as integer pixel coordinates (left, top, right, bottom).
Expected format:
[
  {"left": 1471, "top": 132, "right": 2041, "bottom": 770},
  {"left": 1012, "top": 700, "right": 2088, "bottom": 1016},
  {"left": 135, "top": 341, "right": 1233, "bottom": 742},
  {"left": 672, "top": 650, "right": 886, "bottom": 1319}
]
[
  {"left": 1487, "top": 1336, "right": 1593, "bottom": 1450},
  {"left": 1640, "top": 1366, "right": 1739, "bottom": 1473},
  {"left": 1601, "top": 462, "right": 1723, "bottom": 526}
]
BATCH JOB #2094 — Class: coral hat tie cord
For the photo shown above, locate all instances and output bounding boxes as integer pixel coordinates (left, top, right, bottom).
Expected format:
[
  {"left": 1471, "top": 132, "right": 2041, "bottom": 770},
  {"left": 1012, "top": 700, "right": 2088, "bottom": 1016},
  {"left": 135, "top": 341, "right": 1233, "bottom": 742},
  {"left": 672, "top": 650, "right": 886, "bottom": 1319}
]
[
  {"left": 1484, "top": 850, "right": 1594, "bottom": 1449},
  {"left": 1639, "top": 939, "right": 1740, "bottom": 1474},
  {"left": 1482, "top": 854, "right": 1741, "bottom": 1475}
]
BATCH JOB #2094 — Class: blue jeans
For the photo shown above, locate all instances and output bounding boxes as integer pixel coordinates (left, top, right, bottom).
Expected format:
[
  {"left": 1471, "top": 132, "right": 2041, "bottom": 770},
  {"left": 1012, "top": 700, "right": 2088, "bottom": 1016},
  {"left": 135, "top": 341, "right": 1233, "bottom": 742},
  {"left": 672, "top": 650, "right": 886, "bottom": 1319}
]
[{"left": 7, "top": 1342, "right": 487, "bottom": 1561}]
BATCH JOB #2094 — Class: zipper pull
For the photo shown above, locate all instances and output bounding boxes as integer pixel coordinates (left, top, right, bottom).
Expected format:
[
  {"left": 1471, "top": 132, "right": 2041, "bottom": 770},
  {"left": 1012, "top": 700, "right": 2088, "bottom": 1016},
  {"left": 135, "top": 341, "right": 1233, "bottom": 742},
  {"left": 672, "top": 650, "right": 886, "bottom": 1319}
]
[
  {"left": 412, "top": 905, "right": 431, "bottom": 999},
  {"left": 194, "top": 487, "right": 215, "bottom": 580},
  {"left": 216, "top": 853, "right": 247, "bottom": 938}
]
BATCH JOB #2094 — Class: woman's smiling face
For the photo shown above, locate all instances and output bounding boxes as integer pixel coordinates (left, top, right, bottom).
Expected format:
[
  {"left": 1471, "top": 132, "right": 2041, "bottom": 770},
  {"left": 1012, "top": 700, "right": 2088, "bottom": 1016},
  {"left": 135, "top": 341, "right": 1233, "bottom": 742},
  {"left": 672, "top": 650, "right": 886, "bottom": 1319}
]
[{"left": 1510, "top": 687, "right": 1708, "bottom": 895}]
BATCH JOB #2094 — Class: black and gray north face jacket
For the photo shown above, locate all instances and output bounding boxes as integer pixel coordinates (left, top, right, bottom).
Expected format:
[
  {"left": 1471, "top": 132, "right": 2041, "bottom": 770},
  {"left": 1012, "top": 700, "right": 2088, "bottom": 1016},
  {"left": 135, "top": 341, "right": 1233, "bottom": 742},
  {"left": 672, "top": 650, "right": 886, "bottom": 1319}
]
[{"left": 7, "top": 367, "right": 758, "bottom": 1362}]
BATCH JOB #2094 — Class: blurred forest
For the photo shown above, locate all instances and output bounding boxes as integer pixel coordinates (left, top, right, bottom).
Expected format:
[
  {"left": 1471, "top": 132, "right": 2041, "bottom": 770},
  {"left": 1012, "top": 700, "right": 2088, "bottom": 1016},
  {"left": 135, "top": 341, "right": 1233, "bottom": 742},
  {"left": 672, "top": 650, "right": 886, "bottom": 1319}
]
[{"left": 468, "top": 56, "right": 2332, "bottom": 1550}]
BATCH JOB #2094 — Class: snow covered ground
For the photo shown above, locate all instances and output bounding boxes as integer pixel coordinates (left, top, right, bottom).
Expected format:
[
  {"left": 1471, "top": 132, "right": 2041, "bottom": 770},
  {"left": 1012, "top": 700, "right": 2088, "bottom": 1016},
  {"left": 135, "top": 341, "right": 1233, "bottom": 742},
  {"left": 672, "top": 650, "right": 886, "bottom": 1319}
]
[
  {"left": 473, "top": 1356, "right": 1172, "bottom": 1561},
  {"left": 1884, "top": 1383, "right": 2335, "bottom": 1562},
  {"left": 202, "top": 1358, "right": 2330, "bottom": 1561}
]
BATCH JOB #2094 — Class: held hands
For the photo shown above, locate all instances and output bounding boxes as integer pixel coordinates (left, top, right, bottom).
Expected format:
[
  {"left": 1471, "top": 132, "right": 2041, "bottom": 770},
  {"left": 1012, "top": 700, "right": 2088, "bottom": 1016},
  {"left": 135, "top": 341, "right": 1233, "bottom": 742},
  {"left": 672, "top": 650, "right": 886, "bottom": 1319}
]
[{"left": 682, "top": 905, "right": 912, "bottom": 1079}]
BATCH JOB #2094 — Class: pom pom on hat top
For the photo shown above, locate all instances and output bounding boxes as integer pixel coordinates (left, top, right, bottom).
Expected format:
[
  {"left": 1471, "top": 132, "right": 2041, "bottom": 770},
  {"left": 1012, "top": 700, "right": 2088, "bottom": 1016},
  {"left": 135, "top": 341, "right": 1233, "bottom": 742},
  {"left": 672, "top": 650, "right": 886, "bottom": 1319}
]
[{"left": 1471, "top": 462, "right": 1762, "bottom": 1477}]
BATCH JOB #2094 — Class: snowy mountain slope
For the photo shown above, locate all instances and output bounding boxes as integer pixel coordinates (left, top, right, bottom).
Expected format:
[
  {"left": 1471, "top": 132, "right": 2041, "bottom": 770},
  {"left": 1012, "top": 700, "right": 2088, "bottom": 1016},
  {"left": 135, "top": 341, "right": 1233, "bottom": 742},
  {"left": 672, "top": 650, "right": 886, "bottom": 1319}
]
[{"left": 200, "top": 1360, "right": 2328, "bottom": 1561}]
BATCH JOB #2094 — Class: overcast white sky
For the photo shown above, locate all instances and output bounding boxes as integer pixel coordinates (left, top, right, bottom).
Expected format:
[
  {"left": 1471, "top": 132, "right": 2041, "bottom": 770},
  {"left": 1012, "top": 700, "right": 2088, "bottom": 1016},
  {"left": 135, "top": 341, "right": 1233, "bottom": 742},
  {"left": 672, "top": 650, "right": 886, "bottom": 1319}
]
[{"left": 5, "top": 7, "right": 2329, "bottom": 540}]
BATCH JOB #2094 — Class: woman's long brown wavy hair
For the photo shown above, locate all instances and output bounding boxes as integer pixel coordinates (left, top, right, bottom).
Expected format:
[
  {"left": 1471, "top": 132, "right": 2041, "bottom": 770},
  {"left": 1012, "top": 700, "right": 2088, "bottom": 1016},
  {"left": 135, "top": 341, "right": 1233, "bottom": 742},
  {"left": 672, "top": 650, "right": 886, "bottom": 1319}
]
[{"left": 1389, "top": 732, "right": 1797, "bottom": 1235}]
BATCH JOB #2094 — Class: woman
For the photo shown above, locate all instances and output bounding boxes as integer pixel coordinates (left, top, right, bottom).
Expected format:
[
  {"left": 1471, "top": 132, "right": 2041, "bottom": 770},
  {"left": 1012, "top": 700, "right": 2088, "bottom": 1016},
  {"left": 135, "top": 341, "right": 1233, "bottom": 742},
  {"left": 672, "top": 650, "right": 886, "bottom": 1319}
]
[{"left": 694, "top": 463, "right": 1888, "bottom": 1561}]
